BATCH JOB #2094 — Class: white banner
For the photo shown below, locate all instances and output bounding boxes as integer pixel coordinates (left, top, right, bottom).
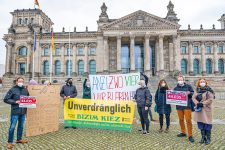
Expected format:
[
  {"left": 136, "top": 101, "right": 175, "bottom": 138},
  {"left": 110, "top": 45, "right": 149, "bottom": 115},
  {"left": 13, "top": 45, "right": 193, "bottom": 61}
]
[{"left": 89, "top": 73, "right": 140, "bottom": 100}]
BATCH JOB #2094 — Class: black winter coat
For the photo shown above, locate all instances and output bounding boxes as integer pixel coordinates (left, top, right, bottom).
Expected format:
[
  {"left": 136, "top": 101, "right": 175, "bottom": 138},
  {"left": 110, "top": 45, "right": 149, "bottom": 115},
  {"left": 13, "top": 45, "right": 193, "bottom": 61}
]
[
  {"left": 4, "top": 85, "right": 29, "bottom": 115},
  {"left": 155, "top": 87, "right": 171, "bottom": 114},
  {"left": 134, "top": 87, "right": 152, "bottom": 107},
  {"left": 60, "top": 84, "right": 77, "bottom": 98}
]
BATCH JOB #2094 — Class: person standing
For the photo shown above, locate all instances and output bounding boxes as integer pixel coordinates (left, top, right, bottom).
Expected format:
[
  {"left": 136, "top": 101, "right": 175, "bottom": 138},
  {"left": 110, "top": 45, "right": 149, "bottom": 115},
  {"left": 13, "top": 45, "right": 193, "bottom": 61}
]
[
  {"left": 4, "top": 77, "right": 29, "bottom": 149},
  {"left": 155, "top": 79, "right": 171, "bottom": 133},
  {"left": 174, "top": 75, "right": 195, "bottom": 143},
  {"left": 192, "top": 78, "right": 214, "bottom": 145},
  {"left": 82, "top": 78, "right": 91, "bottom": 99},
  {"left": 60, "top": 78, "right": 77, "bottom": 129},
  {"left": 134, "top": 79, "right": 152, "bottom": 134}
]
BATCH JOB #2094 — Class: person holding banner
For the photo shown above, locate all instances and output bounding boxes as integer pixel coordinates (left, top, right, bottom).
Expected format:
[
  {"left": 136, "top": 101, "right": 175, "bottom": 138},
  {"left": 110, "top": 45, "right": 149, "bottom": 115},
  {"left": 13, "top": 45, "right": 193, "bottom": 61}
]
[
  {"left": 3, "top": 77, "right": 29, "bottom": 149},
  {"left": 82, "top": 78, "right": 91, "bottom": 99},
  {"left": 174, "top": 75, "right": 195, "bottom": 143},
  {"left": 155, "top": 79, "right": 171, "bottom": 133},
  {"left": 134, "top": 79, "right": 152, "bottom": 134},
  {"left": 192, "top": 78, "right": 214, "bottom": 145}
]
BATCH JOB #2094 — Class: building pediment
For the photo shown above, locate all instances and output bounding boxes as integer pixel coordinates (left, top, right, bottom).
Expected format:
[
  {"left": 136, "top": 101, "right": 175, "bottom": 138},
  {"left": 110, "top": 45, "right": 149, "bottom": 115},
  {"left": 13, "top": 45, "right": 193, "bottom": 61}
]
[{"left": 102, "top": 10, "right": 180, "bottom": 30}]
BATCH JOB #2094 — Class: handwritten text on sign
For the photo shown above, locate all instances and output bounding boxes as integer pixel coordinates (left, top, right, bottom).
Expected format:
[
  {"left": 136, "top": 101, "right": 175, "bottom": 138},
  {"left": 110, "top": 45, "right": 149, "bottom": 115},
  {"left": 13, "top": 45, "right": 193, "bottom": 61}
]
[
  {"left": 89, "top": 73, "right": 140, "bottom": 100},
  {"left": 19, "top": 96, "right": 37, "bottom": 108},
  {"left": 166, "top": 90, "right": 188, "bottom": 106}
]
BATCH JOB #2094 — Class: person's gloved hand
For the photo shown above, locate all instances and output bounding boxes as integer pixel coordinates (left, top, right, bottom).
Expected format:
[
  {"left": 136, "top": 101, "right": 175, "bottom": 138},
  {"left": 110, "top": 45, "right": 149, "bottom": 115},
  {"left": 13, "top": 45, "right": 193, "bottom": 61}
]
[{"left": 197, "top": 103, "right": 203, "bottom": 108}]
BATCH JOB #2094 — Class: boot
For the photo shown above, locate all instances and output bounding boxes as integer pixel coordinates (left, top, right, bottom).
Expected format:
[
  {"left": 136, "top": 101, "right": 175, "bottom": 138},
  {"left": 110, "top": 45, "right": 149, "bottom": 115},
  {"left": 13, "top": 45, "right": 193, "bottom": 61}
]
[
  {"left": 199, "top": 130, "right": 206, "bottom": 144},
  {"left": 205, "top": 130, "right": 211, "bottom": 145}
]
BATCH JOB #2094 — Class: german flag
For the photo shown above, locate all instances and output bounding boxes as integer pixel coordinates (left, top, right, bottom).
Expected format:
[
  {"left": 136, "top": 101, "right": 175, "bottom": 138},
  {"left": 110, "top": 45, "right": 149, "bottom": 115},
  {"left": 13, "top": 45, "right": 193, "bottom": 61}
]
[
  {"left": 34, "top": 0, "right": 40, "bottom": 9},
  {"left": 51, "top": 29, "right": 54, "bottom": 53}
]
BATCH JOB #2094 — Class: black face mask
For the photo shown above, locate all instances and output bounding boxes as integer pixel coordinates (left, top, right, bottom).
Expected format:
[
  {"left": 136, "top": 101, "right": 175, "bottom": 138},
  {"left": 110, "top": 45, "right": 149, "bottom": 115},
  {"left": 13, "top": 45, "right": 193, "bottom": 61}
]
[{"left": 68, "top": 81, "right": 73, "bottom": 85}]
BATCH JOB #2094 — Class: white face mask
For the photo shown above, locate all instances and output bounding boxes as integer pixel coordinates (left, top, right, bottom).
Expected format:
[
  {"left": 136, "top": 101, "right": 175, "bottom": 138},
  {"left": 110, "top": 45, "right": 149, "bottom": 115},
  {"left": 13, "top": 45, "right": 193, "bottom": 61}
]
[
  {"left": 178, "top": 81, "right": 184, "bottom": 85},
  {"left": 161, "top": 83, "right": 166, "bottom": 87},
  {"left": 200, "top": 82, "right": 206, "bottom": 87},
  {"left": 18, "top": 83, "right": 23, "bottom": 87}
]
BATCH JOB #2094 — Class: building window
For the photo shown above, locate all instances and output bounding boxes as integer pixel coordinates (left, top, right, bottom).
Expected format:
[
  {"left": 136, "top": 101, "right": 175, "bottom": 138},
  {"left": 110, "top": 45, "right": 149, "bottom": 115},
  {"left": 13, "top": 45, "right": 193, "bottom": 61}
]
[
  {"left": 66, "top": 48, "right": 72, "bottom": 56},
  {"left": 121, "top": 45, "right": 130, "bottom": 73},
  {"left": 218, "top": 59, "right": 224, "bottom": 74},
  {"left": 89, "top": 60, "right": 96, "bottom": 75},
  {"left": 193, "top": 59, "right": 200, "bottom": 75},
  {"left": 89, "top": 47, "right": 96, "bottom": 55},
  {"left": 181, "top": 59, "right": 187, "bottom": 74},
  {"left": 206, "top": 59, "right": 212, "bottom": 74},
  {"left": 135, "top": 45, "right": 144, "bottom": 72},
  {"left": 55, "top": 60, "right": 61, "bottom": 75},
  {"left": 66, "top": 60, "right": 72, "bottom": 76},
  {"left": 24, "top": 18, "right": 28, "bottom": 24},
  {"left": 31, "top": 18, "right": 34, "bottom": 24},
  {"left": 19, "top": 63, "right": 25, "bottom": 75},
  {"left": 78, "top": 60, "right": 84, "bottom": 76},
  {"left": 193, "top": 46, "right": 199, "bottom": 53},
  {"left": 78, "top": 47, "right": 84, "bottom": 55},
  {"left": 43, "top": 61, "right": 49, "bottom": 75},
  {"left": 18, "top": 18, "right": 22, "bottom": 25},
  {"left": 206, "top": 46, "right": 212, "bottom": 54},
  {"left": 55, "top": 48, "right": 61, "bottom": 56},
  {"left": 218, "top": 46, "right": 223, "bottom": 53},
  {"left": 44, "top": 48, "right": 49, "bottom": 56},
  {"left": 181, "top": 46, "right": 187, "bottom": 54},
  {"left": 18, "top": 47, "right": 27, "bottom": 56}
]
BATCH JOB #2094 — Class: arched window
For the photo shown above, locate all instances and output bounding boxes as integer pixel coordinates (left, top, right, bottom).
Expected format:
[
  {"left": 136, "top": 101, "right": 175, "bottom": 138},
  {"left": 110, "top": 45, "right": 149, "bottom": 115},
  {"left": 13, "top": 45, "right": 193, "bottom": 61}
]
[
  {"left": 18, "top": 18, "right": 22, "bottom": 25},
  {"left": 206, "top": 59, "right": 212, "bottom": 74},
  {"left": 66, "top": 60, "right": 72, "bottom": 76},
  {"left": 193, "top": 59, "right": 200, "bottom": 75},
  {"left": 55, "top": 60, "right": 61, "bottom": 75},
  {"left": 31, "top": 18, "right": 34, "bottom": 24},
  {"left": 78, "top": 60, "right": 84, "bottom": 76},
  {"left": 43, "top": 61, "right": 49, "bottom": 75},
  {"left": 24, "top": 18, "right": 28, "bottom": 24},
  {"left": 181, "top": 59, "right": 188, "bottom": 74},
  {"left": 121, "top": 45, "right": 130, "bottom": 73},
  {"left": 89, "top": 60, "right": 96, "bottom": 75},
  {"left": 218, "top": 59, "right": 224, "bottom": 74},
  {"left": 18, "top": 47, "right": 27, "bottom": 56}
]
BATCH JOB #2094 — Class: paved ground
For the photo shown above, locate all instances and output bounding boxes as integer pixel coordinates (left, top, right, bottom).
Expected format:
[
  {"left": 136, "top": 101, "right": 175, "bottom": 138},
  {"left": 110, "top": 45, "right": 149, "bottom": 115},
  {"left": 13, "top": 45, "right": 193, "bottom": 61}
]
[{"left": 0, "top": 99, "right": 225, "bottom": 150}]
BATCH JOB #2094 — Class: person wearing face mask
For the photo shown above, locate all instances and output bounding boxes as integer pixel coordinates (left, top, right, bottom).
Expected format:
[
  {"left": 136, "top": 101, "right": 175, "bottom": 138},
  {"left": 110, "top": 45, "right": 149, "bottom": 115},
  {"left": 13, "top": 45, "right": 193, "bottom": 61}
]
[
  {"left": 192, "top": 78, "right": 214, "bottom": 145},
  {"left": 134, "top": 79, "right": 152, "bottom": 134},
  {"left": 83, "top": 78, "right": 91, "bottom": 99},
  {"left": 173, "top": 75, "right": 195, "bottom": 143},
  {"left": 4, "top": 77, "right": 29, "bottom": 149},
  {"left": 155, "top": 79, "right": 171, "bottom": 133}
]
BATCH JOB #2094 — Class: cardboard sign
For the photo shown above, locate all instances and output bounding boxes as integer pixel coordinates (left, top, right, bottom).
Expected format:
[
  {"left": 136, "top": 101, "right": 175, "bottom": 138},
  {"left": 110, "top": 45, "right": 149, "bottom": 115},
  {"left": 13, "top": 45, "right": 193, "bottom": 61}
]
[
  {"left": 166, "top": 90, "right": 188, "bottom": 106},
  {"left": 89, "top": 73, "right": 140, "bottom": 100},
  {"left": 64, "top": 98, "right": 135, "bottom": 132},
  {"left": 26, "top": 85, "right": 61, "bottom": 137},
  {"left": 19, "top": 96, "right": 36, "bottom": 108}
]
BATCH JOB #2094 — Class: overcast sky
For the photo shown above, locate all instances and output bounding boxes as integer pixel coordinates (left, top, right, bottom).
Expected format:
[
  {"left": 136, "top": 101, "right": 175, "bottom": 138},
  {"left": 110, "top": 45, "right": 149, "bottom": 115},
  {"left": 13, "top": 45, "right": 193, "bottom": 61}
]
[{"left": 0, "top": 0, "right": 225, "bottom": 65}]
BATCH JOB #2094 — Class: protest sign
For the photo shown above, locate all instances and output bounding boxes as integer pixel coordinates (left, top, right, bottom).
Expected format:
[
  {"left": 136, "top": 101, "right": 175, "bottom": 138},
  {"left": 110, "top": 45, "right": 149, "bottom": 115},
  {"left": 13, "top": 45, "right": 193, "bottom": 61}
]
[
  {"left": 89, "top": 73, "right": 140, "bottom": 100},
  {"left": 166, "top": 90, "right": 188, "bottom": 106},
  {"left": 19, "top": 96, "right": 36, "bottom": 108},
  {"left": 64, "top": 98, "right": 135, "bottom": 132},
  {"left": 26, "top": 85, "right": 61, "bottom": 137}
]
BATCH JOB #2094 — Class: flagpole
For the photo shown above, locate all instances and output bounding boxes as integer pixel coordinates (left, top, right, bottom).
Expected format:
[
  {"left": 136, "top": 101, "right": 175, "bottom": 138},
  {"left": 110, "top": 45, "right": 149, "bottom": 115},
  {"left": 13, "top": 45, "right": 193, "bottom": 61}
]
[
  {"left": 69, "top": 27, "right": 71, "bottom": 78},
  {"left": 50, "top": 28, "right": 53, "bottom": 83},
  {"left": 32, "top": 32, "right": 36, "bottom": 80}
]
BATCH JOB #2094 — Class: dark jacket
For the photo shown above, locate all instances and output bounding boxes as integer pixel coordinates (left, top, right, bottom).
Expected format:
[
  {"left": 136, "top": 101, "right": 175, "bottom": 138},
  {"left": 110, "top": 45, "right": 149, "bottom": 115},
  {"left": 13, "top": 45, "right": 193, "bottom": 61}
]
[
  {"left": 60, "top": 84, "right": 77, "bottom": 98},
  {"left": 155, "top": 87, "right": 171, "bottom": 114},
  {"left": 134, "top": 87, "right": 152, "bottom": 107},
  {"left": 4, "top": 85, "right": 29, "bottom": 115},
  {"left": 83, "top": 79, "right": 91, "bottom": 99},
  {"left": 173, "top": 83, "right": 194, "bottom": 110}
]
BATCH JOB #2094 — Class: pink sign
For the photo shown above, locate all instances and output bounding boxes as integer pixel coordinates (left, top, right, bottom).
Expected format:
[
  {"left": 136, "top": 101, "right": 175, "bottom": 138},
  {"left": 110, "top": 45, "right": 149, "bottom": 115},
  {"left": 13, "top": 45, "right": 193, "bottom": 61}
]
[
  {"left": 166, "top": 90, "right": 188, "bottom": 106},
  {"left": 19, "top": 96, "right": 37, "bottom": 108}
]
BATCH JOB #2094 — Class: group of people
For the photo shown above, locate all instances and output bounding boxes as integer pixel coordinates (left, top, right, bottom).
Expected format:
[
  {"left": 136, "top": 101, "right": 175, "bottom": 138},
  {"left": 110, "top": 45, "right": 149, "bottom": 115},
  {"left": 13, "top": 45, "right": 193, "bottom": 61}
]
[
  {"left": 3, "top": 74, "right": 214, "bottom": 149},
  {"left": 134, "top": 74, "right": 214, "bottom": 145}
]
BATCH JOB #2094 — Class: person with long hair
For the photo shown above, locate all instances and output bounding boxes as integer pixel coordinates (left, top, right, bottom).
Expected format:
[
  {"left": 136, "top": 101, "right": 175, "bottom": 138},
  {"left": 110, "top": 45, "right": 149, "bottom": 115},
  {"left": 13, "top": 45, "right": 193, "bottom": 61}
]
[
  {"left": 155, "top": 79, "right": 171, "bottom": 133},
  {"left": 192, "top": 78, "right": 214, "bottom": 145}
]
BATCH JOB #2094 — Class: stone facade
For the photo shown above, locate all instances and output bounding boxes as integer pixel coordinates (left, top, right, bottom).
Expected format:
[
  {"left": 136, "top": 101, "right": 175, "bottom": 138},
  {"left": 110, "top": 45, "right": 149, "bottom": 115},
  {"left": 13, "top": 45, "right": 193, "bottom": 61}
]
[{"left": 2, "top": 2, "right": 225, "bottom": 83}]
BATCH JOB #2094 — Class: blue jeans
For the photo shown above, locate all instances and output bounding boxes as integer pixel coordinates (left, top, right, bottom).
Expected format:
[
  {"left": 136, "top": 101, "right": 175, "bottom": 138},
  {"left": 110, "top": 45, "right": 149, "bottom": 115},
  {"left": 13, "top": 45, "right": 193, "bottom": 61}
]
[{"left": 8, "top": 114, "right": 26, "bottom": 143}]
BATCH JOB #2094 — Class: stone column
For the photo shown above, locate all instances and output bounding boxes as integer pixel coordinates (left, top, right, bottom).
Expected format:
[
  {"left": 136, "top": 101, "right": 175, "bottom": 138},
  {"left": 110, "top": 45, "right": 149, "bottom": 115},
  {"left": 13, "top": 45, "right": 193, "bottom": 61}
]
[
  {"left": 213, "top": 42, "right": 219, "bottom": 74},
  {"left": 173, "top": 35, "right": 180, "bottom": 71},
  {"left": 159, "top": 35, "right": 164, "bottom": 72},
  {"left": 155, "top": 40, "right": 159, "bottom": 73},
  {"left": 26, "top": 42, "right": 32, "bottom": 73},
  {"left": 201, "top": 41, "right": 206, "bottom": 75},
  {"left": 84, "top": 43, "right": 89, "bottom": 73},
  {"left": 103, "top": 37, "right": 109, "bottom": 73},
  {"left": 72, "top": 43, "right": 77, "bottom": 76},
  {"left": 169, "top": 41, "right": 174, "bottom": 73},
  {"left": 130, "top": 35, "right": 135, "bottom": 72},
  {"left": 144, "top": 35, "right": 150, "bottom": 73},
  {"left": 188, "top": 41, "right": 194, "bottom": 75},
  {"left": 117, "top": 36, "right": 122, "bottom": 72},
  {"left": 5, "top": 42, "right": 13, "bottom": 74},
  {"left": 61, "top": 44, "right": 65, "bottom": 76}
]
